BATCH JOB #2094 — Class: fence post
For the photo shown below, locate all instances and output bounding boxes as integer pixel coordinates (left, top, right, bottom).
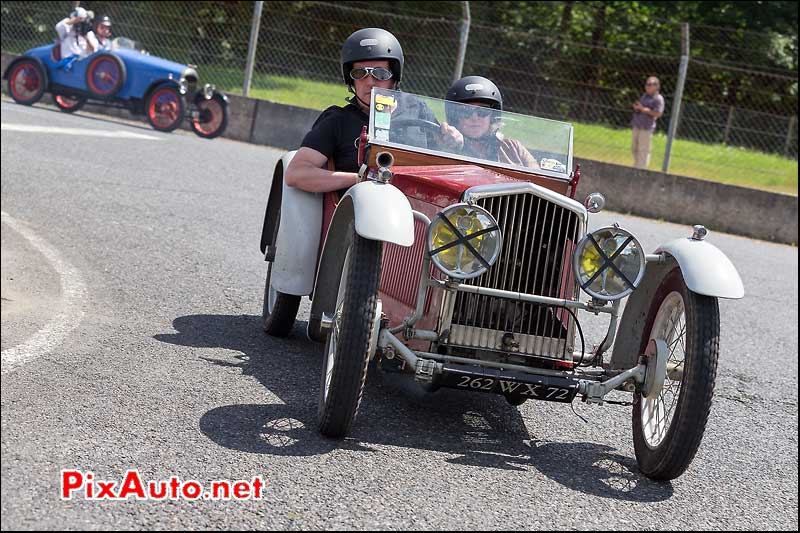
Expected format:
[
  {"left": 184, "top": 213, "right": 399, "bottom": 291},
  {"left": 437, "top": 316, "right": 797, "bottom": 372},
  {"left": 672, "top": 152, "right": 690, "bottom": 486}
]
[
  {"left": 785, "top": 115, "right": 797, "bottom": 157},
  {"left": 723, "top": 105, "right": 734, "bottom": 144},
  {"left": 243, "top": 1, "right": 264, "bottom": 97},
  {"left": 662, "top": 22, "right": 689, "bottom": 173},
  {"left": 453, "top": 1, "right": 471, "bottom": 82}
]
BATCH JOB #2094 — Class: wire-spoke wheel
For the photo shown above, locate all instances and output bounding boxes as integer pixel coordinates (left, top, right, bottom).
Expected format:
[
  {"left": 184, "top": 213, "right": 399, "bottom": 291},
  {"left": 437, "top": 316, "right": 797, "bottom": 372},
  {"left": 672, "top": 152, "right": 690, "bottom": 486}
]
[
  {"left": 317, "top": 227, "right": 382, "bottom": 439},
  {"left": 632, "top": 267, "right": 719, "bottom": 480}
]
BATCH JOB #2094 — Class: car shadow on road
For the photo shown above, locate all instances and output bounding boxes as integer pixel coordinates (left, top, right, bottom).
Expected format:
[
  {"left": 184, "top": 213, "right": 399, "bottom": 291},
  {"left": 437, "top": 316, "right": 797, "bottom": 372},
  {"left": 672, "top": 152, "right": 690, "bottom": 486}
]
[{"left": 154, "top": 313, "right": 673, "bottom": 502}]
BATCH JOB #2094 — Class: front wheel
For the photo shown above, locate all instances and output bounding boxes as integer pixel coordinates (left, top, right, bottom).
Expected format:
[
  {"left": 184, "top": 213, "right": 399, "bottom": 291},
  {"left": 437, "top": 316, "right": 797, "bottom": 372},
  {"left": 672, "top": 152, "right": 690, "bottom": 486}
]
[
  {"left": 146, "top": 84, "right": 185, "bottom": 132},
  {"left": 318, "top": 228, "right": 383, "bottom": 438},
  {"left": 190, "top": 92, "right": 228, "bottom": 139},
  {"left": 632, "top": 267, "right": 720, "bottom": 480},
  {"left": 54, "top": 94, "right": 87, "bottom": 113}
]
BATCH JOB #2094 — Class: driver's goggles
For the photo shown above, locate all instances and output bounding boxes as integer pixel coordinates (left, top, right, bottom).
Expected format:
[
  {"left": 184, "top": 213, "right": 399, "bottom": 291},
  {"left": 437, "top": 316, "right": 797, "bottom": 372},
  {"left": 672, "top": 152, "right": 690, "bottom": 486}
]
[
  {"left": 349, "top": 67, "right": 393, "bottom": 81},
  {"left": 453, "top": 105, "right": 494, "bottom": 120}
]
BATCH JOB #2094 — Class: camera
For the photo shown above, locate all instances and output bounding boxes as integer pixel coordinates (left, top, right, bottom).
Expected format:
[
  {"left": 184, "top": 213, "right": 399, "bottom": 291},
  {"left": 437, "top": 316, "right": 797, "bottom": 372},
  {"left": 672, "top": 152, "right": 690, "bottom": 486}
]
[
  {"left": 71, "top": 9, "right": 95, "bottom": 35},
  {"left": 76, "top": 17, "right": 94, "bottom": 35}
]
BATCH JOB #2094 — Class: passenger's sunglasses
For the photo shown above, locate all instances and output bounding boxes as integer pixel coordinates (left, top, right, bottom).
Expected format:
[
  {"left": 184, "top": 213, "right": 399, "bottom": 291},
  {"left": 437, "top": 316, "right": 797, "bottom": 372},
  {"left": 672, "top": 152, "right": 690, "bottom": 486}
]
[
  {"left": 646, "top": 82, "right": 659, "bottom": 86},
  {"left": 453, "top": 105, "right": 494, "bottom": 120},
  {"left": 349, "top": 67, "right": 393, "bottom": 81}
]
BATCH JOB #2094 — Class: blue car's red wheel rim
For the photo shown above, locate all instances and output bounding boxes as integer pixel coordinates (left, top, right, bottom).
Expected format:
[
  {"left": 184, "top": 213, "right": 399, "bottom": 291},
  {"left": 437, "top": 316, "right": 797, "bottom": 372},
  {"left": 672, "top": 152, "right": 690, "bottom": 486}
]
[
  {"left": 87, "top": 55, "right": 122, "bottom": 97},
  {"left": 193, "top": 98, "right": 223, "bottom": 135},
  {"left": 9, "top": 62, "right": 43, "bottom": 104},
  {"left": 55, "top": 95, "right": 80, "bottom": 109},
  {"left": 148, "top": 88, "right": 182, "bottom": 129}
]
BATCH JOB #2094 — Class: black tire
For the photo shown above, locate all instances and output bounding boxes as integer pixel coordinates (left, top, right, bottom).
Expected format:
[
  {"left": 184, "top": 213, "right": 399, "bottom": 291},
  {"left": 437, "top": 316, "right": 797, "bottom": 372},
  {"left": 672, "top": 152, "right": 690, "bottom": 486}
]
[
  {"left": 53, "top": 93, "right": 87, "bottom": 113},
  {"left": 6, "top": 58, "right": 47, "bottom": 105},
  {"left": 85, "top": 52, "right": 126, "bottom": 99},
  {"left": 632, "top": 267, "right": 719, "bottom": 481},
  {"left": 261, "top": 205, "right": 300, "bottom": 336},
  {"left": 318, "top": 227, "right": 383, "bottom": 438},
  {"left": 262, "top": 262, "right": 301, "bottom": 337},
  {"left": 145, "top": 84, "right": 186, "bottom": 132},
  {"left": 505, "top": 394, "right": 527, "bottom": 406},
  {"left": 190, "top": 92, "right": 229, "bottom": 139}
]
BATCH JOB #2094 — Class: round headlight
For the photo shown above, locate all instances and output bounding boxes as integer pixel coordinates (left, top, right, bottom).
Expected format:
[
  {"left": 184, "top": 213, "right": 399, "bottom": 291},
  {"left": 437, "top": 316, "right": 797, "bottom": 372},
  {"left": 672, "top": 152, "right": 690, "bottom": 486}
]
[
  {"left": 426, "top": 203, "right": 502, "bottom": 279},
  {"left": 573, "top": 226, "right": 645, "bottom": 301}
]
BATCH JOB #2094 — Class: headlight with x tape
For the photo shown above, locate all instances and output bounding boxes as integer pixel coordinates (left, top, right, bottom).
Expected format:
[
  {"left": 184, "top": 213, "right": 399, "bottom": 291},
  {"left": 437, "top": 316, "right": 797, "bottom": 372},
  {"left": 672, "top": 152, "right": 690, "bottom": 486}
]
[
  {"left": 426, "top": 203, "right": 502, "bottom": 279},
  {"left": 573, "top": 225, "right": 646, "bottom": 300}
]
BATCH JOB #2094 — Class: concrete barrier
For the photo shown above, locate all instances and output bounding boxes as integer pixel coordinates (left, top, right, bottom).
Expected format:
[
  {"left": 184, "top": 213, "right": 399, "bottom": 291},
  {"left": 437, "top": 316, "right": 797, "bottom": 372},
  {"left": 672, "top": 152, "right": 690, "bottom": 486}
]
[
  {"left": 574, "top": 159, "right": 798, "bottom": 245},
  {"left": 2, "top": 51, "right": 797, "bottom": 244}
]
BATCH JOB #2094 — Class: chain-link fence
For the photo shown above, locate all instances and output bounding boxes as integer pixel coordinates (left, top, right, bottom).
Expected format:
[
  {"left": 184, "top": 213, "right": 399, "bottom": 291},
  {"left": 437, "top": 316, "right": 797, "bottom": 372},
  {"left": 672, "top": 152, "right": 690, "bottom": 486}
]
[{"left": 1, "top": 1, "right": 797, "bottom": 191}]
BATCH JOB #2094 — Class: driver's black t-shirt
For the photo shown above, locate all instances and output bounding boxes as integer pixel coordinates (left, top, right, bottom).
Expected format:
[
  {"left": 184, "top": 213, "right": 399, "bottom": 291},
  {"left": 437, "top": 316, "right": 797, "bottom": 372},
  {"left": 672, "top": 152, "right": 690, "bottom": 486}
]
[{"left": 301, "top": 103, "right": 367, "bottom": 175}]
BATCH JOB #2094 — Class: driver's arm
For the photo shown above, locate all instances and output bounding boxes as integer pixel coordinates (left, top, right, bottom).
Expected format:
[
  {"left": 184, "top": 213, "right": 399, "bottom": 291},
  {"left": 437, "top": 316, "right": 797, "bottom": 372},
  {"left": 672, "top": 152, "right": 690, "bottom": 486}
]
[{"left": 284, "top": 147, "right": 358, "bottom": 193}]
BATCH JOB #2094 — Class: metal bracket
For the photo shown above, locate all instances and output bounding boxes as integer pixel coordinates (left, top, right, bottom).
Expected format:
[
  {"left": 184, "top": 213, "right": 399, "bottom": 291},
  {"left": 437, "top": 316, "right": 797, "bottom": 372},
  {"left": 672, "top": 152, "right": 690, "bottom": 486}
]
[
  {"left": 414, "top": 359, "right": 437, "bottom": 383},
  {"left": 580, "top": 363, "right": 646, "bottom": 405}
]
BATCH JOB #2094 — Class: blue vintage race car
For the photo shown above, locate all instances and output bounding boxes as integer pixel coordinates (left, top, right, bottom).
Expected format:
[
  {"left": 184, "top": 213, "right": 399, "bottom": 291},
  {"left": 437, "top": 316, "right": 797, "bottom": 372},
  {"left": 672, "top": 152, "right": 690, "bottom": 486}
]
[{"left": 3, "top": 38, "right": 228, "bottom": 138}]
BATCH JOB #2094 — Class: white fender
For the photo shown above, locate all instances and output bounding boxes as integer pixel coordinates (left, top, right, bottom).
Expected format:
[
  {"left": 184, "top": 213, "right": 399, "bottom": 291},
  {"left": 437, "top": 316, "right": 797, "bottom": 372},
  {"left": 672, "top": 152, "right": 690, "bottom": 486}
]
[
  {"left": 271, "top": 151, "right": 323, "bottom": 296},
  {"left": 656, "top": 238, "right": 744, "bottom": 299},
  {"left": 343, "top": 180, "right": 414, "bottom": 246}
]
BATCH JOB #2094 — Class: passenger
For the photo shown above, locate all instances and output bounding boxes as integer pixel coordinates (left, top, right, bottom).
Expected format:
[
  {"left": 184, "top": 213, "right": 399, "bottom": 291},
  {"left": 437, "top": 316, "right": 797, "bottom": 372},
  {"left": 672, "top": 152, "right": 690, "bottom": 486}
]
[
  {"left": 55, "top": 7, "right": 97, "bottom": 61},
  {"left": 284, "top": 28, "right": 404, "bottom": 194},
  {"left": 440, "top": 76, "right": 540, "bottom": 169}
]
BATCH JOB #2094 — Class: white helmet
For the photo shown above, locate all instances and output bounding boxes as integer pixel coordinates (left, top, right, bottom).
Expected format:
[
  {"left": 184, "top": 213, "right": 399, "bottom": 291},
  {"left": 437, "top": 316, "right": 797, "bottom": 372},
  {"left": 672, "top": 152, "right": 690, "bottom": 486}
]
[{"left": 70, "top": 7, "right": 88, "bottom": 20}]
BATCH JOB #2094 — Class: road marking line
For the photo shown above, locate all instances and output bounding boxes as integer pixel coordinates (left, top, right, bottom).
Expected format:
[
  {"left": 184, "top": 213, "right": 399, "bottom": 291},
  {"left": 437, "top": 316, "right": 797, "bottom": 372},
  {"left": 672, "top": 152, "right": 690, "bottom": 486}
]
[
  {"left": 1, "top": 123, "right": 161, "bottom": 140},
  {"left": 1, "top": 211, "right": 87, "bottom": 374}
]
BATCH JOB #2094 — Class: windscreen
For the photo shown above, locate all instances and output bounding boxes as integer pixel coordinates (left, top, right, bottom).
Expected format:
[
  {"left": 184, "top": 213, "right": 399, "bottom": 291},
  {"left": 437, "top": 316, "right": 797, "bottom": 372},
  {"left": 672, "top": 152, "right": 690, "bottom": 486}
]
[{"left": 368, "top": 88, "right": 573, "bottom": 178}]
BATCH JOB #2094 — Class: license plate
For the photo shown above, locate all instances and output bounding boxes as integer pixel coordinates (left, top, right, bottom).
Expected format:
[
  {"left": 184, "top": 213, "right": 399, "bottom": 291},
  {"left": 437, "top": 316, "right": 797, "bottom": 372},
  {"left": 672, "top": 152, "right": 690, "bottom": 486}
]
[{"left": 440, "top": 363, "right": 579, "bottom": 403}]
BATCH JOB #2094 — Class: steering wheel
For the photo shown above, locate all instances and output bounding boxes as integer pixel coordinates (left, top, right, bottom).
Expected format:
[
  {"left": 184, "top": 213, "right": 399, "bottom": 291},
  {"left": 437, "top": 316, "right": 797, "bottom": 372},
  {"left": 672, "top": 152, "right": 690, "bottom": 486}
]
[{"left": 389, "top": 118, "right": 441, "bottom": 134}]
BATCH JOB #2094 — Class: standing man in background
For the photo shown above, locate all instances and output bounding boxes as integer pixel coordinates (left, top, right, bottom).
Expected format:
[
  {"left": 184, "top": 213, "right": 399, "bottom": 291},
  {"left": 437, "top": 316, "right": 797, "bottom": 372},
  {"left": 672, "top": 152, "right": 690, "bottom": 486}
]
[{"left": 631, "top": 76, "right": 665, "bottom": 169}]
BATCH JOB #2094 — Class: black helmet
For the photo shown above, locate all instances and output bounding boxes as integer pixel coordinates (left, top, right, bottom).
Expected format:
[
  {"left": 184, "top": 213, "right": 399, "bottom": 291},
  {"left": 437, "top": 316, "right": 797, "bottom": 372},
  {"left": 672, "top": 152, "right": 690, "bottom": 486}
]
[
  {"left": 340, "top": 28, "right": 404, "bottom": 86},
  {"left": 95, "top": 15, "right": 111, "bottom": 26},
  {"left": 445, "top": 76, "right": 503, "bottom": 124}
]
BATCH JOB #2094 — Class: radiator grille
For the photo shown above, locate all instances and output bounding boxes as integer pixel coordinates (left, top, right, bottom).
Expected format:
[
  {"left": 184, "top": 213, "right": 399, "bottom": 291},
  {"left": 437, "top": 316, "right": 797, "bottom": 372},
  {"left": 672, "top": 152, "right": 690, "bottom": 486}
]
[{"left": 449, "top": 193, "right": 582, "bottom": 359}]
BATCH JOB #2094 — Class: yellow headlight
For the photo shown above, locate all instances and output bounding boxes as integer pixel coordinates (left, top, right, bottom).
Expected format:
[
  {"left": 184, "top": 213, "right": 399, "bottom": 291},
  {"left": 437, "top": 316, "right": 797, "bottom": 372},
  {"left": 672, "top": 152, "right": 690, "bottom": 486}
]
[
  {"left": 573, "top": 226, "right": 645, "bottom": 300},
  {"left": 427, "top": 204, "right": 502, "bottom": 279}
]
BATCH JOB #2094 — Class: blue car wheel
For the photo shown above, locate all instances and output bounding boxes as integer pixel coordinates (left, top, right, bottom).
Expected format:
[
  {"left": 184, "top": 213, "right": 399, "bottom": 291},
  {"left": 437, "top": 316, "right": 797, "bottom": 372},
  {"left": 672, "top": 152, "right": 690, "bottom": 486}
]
[
  {"left": 190, "top": 92, "right": 228, "bottom": 139},
  {"left": 6, "top": 58, "right": 46, "bottom": 105},
  {"left": 146, "top": 84, "right": 185, "bottom": 132}
]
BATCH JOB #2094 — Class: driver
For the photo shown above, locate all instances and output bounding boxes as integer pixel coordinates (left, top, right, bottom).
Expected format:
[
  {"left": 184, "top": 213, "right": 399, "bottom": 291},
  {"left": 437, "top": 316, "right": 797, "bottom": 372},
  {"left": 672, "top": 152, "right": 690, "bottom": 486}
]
[
  {"left": 92, "top": 15, "right": 113, "bottom": 51},
  {"left": 440, "top": 76, "right": 539, "bottom": 169},
  {"left": 284, "top": 28, "right": 404, "bottom": 194}
]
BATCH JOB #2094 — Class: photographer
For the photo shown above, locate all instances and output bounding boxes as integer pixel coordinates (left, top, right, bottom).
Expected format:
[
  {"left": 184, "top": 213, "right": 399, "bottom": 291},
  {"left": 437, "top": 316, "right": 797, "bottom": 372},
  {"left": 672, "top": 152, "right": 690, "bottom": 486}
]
[{"left": 55, "top": 7, "right": 98, "bottom": 60}]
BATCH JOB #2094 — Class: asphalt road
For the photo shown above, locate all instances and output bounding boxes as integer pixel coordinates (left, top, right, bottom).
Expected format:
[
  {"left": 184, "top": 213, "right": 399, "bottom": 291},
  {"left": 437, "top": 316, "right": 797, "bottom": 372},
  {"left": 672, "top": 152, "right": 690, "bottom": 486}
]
[{"left": 1, "top": 100, "right": 797, "bottom": 530}]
